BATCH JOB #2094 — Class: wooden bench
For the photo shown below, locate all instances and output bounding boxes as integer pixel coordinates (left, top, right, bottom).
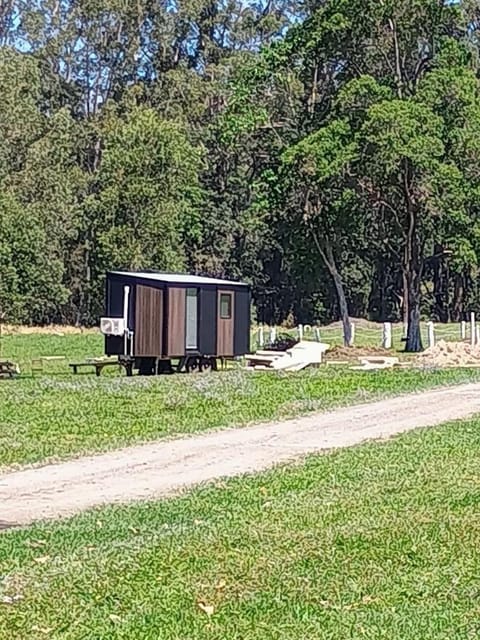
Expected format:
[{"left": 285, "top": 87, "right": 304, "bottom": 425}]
[{"left": 69, "top": 359, "right": 133, "bottom": 377}]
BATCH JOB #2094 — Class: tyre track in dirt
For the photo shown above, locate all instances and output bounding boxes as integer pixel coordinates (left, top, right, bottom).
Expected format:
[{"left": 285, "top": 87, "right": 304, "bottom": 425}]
[{"left": 2, "top": 383, "right": 480, "bottom": 527}]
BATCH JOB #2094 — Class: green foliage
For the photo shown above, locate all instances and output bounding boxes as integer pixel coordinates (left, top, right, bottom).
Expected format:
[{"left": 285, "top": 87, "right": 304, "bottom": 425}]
[
  {"left": 94, "top": 108, "right": 203, "bottom": 272},
  {"left": 0, "top": 49, "right": 44, "bottom": 179},
  {"left": 361, "top": 100, "right": 444, "bottom": 174},
  {"left": 0, "top": 192, "right": 68, "bottom": 323},
  {"left": 283, "top": 120, "right": 358, "bottom": 182},
  {"left": 4, "top": 0, "right": 480, "bottom": 326}
]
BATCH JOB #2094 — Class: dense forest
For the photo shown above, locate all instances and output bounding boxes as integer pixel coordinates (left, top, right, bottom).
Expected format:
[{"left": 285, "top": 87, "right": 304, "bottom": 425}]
[{"left": 2, "top": 1, "right": 480, "bottom": 349}]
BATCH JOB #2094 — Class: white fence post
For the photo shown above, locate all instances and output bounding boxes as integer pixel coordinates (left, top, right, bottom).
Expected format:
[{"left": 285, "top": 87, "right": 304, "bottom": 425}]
[
  {"left": 349, "top": 322, "right": 356, "bottom": 346},
  {"left": 476, "top": 326, "right": 480, "bottom": 346},
  {"left": 297, "top": 324, "right": 304, "bottom": 341},
  {"left": 427, "top": 321, "right": 435, "bottom": 348},
  {"left": 314, "top": 327, "right": 321, "bottom": 342},
  {"left": 382, "top": 322, "right": 392, "bottom": 349},
  {"left": 461, "top": 321, "right": 466, "bottom": 340},
  {"left": 258, "top": 326, "right": 264, "bottom": 348},
  {"left": 269, "top": 327, "right": 276, "bottom": 344},
  {"left": 471, "top": 313, "right": 476, "bottom": 346}
]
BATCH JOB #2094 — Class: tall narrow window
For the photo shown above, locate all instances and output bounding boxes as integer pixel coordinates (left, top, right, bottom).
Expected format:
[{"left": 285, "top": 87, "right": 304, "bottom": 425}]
[
  {"left": 185, "top": 288, "right": 198, "bottom": 349},
  {"left": 220, "top": 293, "right": 232, "bottom": 319}
]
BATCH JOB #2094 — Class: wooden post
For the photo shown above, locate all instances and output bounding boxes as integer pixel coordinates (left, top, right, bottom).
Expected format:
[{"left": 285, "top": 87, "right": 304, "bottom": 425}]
[
  {"left": 348, "top": 322, "right": 355, "bottom": 346},
  {"left": 314, "top": 327, "right": 321, "bottom": 342},
  {"left": 382, "top": 322, "right": 392, "bottom": 349},
  {"left": 427, "top": 321, "right": 435, "bottom": 348},
  {"left": 471, "top": 313, "right": 476, "bottom": 346},
  {"left": 461, "top": 321, "right": 466, "bottom": 341}
]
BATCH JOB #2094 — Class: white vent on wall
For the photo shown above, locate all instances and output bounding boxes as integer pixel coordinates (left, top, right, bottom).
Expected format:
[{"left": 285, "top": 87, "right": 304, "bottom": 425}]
[{"left": 100, "top": 317, "right": 126, "bottom": 336}]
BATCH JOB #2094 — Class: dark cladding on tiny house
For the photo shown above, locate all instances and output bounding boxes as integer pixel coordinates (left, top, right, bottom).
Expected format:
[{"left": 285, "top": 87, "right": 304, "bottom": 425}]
[{"left": 101, "top": 271, "right": 250, "bottom": 373}]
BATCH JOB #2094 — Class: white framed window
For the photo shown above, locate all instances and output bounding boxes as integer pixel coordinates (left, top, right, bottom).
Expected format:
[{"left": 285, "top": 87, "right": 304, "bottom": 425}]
[
  {"left": 185, "top": 288, "right": 198, "bottom": 349},
  {"left": 220, "top": 293, "right": 232, "bottom": 319}
]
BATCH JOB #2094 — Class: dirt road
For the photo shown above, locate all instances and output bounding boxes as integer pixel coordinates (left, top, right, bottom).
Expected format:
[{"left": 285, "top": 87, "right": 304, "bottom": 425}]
[{"left": 2, "top": 383, "right": 480, "bottom": 527}]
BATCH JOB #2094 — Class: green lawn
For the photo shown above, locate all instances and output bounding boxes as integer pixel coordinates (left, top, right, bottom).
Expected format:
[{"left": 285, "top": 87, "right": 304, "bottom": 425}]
[
  {"left": 1, "top": 332, "right": 480, "bottom": 469},
  {"left": 2, "top": 416, "right": 480, "bottom": 639},
  {"left": 1, "top": 332, "right": 103, "bottom": 369}
]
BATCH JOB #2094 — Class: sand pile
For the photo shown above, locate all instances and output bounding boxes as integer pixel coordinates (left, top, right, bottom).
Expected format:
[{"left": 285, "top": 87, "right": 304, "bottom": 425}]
[
  {"left": 326, "top": 345, "right": 392, "bottom": 362},
  {"left": 417, "top": 340, "right": 480, "bottom": 367}
]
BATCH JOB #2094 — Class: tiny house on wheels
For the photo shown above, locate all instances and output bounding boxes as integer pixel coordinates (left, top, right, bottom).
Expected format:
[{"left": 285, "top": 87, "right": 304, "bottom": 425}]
[{"left": 101, "top": 271, "right": 251, "bottom": 374}]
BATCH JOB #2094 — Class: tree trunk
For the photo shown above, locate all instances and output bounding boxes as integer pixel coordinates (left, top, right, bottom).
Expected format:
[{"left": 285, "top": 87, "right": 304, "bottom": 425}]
[
  {"left": 452, "top": 272, "right": 464, "bottom": 322},
  {"left": 404, "top": 228, "right": 423, "bottom": 352},
  {"left": 405, "top": 265, "right": 423, "bottom": 352},
  {"left": 312, "top": 234, "right": 352, "bottom": 346},
  {"left": 331, "top": 265, "right": 352, "bottom": 347},
  {"left": 402, "top": 269, "right": 409, "bottom": 334},
  {"left": 402, "top": 160, "right": 423, "bottom": 352}
]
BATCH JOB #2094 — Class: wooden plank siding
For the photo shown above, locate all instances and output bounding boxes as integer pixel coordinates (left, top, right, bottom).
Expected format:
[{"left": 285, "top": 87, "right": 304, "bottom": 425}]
[
  {"left": 134, "top": 285, "right": 164, "bottom": 357},
  {"left": 167, "top": 287, "right": 186, "bottom": 356},
  {"left": 217, "top": 289, "right": 235, "bottom": 356}
]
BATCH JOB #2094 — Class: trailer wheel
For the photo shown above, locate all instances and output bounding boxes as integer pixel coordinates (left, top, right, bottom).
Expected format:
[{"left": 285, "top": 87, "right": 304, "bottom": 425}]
[
  {"left": 200, "top": 357, "right": 216, "bottom": 373},
  {"left": 185, "top": 356, "right": 201, "bottom": 374},
  {"left": 185, "top": 356, "right": 216, "bottom": 373}
]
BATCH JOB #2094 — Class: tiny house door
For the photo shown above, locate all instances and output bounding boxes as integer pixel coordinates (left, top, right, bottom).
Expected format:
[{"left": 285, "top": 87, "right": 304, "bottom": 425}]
[
  {"left": 135, "top": 285, "right": 163, "bottom": 356},
  {"left": 217, "top": 290, "right": 234, "bottom": 356}
]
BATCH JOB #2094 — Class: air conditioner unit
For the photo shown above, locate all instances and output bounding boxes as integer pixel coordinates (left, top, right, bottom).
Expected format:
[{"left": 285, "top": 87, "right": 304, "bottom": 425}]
[{"left": 100, "top": 317, "right": 126, "bottom": 336}]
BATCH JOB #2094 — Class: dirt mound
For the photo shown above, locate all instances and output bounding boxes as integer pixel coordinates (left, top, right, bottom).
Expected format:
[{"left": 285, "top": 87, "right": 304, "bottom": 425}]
[
  {"left": 417, "top": 340, "right": 480, "bottom": 367},
  {"left": 326, "top": 345, "right": 392, "bottom": 362}
]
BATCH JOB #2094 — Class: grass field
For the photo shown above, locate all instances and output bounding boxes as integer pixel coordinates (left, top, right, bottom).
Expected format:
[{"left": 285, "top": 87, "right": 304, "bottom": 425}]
[
  {"left": 1, "top": 416, "right": 480, "bottom": 639},
  {"left": 1, "top": 332, "right": 480, "bottom": 468}
]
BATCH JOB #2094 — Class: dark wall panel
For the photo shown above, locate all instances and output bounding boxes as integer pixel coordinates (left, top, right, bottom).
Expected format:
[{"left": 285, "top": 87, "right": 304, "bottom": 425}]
[
  {"left": 105, "top": 335, "right": 123, "bottom": 356},
  {"left": 106, "top": 276, "right": 136, "bottom": 329},
  {"left": 199, "top": 288, "right": 217, "bottom": 355},
  {"left": 106, "top": 278, "right": 126, "bottom": 317},
  {"left": 105, "top": 276, "right": 135, "bottom": 355},
  {"left": 234, "top": 289, "right": 251, "bottom": 355}
]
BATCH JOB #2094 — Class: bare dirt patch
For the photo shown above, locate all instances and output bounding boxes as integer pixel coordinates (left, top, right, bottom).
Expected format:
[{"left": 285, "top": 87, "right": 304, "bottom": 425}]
[
  {"left": 416, "top": 340, "right": 480, "bottom": 367},
  {"left": 1, "top": 325, "right": 97, "bottom": 336},
  {"left": 2, "top": 383, "right": 480, "bottom": 527},
  {"left": 325, "top": 345, "right": 394, "bottom": 362}
]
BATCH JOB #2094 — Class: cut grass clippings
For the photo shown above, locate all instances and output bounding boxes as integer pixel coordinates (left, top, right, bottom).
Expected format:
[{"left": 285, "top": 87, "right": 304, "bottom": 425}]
[
  {"left": 1, "top": 417, "right": 480, "bottom": 639},
  {"left": 2, "top": 333, "right": 480, "bottom": 468}
]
